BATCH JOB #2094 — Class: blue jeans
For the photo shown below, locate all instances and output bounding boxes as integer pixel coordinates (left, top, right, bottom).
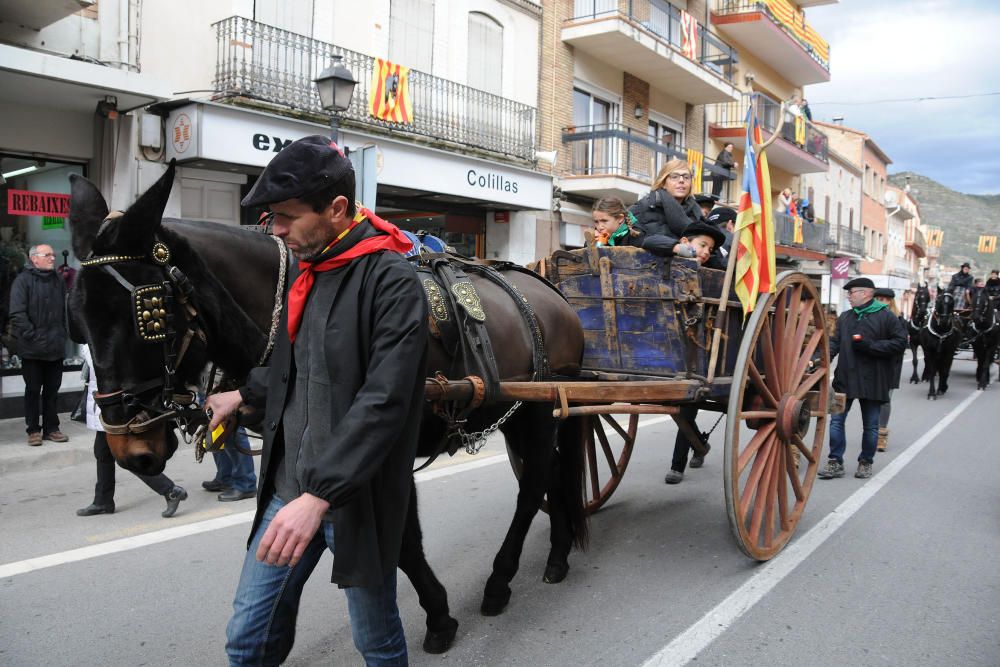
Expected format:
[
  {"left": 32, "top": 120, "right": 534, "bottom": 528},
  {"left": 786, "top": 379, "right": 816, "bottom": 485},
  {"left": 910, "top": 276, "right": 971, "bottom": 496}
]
[
  {"left": 212, "top": 428, "right": 257, "bottom": 493},
  {"left": 828, "top": 398, "right": 882, "bottom": 464},
  {"left": 226, "top": 495, "right": 407, "bottom": 666}
]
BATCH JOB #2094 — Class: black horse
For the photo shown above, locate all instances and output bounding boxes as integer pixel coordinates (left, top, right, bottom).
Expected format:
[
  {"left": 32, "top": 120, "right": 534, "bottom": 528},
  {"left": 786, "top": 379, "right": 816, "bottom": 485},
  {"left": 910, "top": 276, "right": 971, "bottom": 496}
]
[
  {"left": 907, "top": 283, "right": 930, "bottom": 384},
  {"left": 66, "top": 165, "right": 590, "bottom": 653},
  {"left": 970, "top": 288, "right": 1000, "bottom": 390},
  {"left": 918, "top": 289, "right": 962, "bottom": 400}
]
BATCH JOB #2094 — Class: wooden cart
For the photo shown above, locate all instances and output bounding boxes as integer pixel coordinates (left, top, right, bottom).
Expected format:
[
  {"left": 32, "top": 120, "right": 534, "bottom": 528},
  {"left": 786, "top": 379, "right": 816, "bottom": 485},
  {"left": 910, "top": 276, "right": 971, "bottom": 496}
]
[{"left": 426, "top": 245, "right": 837, "bottom": 561}]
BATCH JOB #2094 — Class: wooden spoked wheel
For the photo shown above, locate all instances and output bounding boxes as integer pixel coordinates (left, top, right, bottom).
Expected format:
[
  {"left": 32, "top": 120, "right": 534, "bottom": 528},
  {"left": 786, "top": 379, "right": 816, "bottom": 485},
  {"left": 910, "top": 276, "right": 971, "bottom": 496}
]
[
  {"left": 582, "top": 412, "right": 638, "bottom": 514},
  {"left": 724, "top": 272, "right": 830, "bottom": 561},
  {"left": 506, "top": 411, "right": 638, "bottom": 516}
]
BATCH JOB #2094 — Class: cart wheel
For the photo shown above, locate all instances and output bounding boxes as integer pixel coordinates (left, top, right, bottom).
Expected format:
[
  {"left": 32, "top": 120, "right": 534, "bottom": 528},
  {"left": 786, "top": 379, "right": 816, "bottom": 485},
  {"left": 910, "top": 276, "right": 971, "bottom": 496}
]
[
  {"left": 724, "top": 272, "right": 830, "bottom": 561},
  {"left": 506, "top": 412, "right": 638, "bottom": 516},
  {"left": 583, "top": 412, "right": 638, "bottom": 514}
]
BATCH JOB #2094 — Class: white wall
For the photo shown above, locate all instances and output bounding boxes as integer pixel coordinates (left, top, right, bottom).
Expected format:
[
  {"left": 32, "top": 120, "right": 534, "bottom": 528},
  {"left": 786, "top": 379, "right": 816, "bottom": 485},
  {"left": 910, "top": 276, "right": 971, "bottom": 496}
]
[{"left": 801, "top": 151, "right": 861, "bottom": 240}]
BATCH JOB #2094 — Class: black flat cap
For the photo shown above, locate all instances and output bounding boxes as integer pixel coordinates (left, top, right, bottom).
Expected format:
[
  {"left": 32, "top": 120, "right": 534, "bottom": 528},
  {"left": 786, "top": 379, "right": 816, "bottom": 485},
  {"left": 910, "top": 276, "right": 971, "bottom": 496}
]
[
  {"left": 694, "top": 193, "right": 720, "bottom": 205},
  {"left": 707, "top": 206, "right": 737, "bottom": 227},
  {"left": 241, "top": 135, "right": 353, "bottom": 208},
  {"left": 873, "top": 287, "right": 895, "bottom": 298},
  {"left": 843, "top": 277, "right": 875, "bottom": 290},
  {"left": 682, "top": 221, "right": 726, "bottom": 250}
]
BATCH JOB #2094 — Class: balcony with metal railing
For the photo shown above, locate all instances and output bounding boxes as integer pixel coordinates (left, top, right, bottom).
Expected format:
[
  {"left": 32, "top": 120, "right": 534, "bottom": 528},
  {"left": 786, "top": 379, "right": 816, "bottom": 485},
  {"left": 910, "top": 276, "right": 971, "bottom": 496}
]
[
  {"left": 560, "top": 123, "right": 734, "bottom": 201},
  {"left": 213, "top": 16, "right": 536, "bottom": 161},
  {"left": 827, "top": 225, "right": 865, "bottom": 257},
  {"left": 905, "top": 222, "right": 926, "bottom": 258},
  {"left": 774, "top": 211, "right": 826, "bottom": 253},
  {"left": 564, "top": 0, "right": 740, "bottom": 105},
  {"left": 711, "top": 0, "right": 830, "bottom": 86},
  {"left": 708, "top": 92, "right": 828, "bottom": 174}
]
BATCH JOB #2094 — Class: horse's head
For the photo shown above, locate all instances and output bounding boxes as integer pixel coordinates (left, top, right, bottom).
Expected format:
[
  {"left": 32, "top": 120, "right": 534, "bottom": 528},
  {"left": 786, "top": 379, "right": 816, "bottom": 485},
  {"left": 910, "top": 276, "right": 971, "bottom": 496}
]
[
  {"left": 972, "top": 288, "right": 996, "bottom": 328},
  {"left": 933, "top": 290, "right": 956, "bottom": 329},
  {"left": 912, "top": 284, "right": 930, "bottom": 325},
  {"left": 68, "top": 164, "right": 211, "bottom": 474}
]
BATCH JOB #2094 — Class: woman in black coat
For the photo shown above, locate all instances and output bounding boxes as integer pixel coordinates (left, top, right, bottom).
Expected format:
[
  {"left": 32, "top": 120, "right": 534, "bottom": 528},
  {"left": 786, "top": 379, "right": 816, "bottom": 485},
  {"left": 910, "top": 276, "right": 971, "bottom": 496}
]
[{"left": 627, "top": 158, "right": 706, "bottom": 257}]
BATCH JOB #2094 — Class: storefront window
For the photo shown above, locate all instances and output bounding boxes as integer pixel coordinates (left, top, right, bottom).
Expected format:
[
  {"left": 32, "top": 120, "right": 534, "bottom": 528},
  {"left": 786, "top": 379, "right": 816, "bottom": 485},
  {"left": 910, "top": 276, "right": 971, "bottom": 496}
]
[
  {"left": 381, "top": 211, "right": 483, "bottom": 258},
  {"left": 1, "top": 154, "right": 85, "bottom": 370}
]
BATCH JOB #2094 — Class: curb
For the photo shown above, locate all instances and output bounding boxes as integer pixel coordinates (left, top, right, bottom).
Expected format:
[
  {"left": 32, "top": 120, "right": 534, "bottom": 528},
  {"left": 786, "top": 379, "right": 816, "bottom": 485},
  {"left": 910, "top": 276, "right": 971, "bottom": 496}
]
[{"left": 0, "top": 443, "right": 94, "bottom": 476}]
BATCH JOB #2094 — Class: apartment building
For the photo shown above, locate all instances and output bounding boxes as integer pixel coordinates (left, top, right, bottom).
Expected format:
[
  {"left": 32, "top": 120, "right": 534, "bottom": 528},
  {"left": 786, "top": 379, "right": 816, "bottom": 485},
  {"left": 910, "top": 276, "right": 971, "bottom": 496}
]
[
  {"left": 536, "top": 1, "right": 836, "bottom": 256},
  {"left": 535, "top": 0, "right": 742, "bottom": 246}
]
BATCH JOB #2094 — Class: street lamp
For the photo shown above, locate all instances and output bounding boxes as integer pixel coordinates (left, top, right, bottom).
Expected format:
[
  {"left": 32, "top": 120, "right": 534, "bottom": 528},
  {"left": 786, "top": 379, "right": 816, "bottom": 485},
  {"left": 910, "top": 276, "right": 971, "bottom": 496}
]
[{"left": 314, "top": 54, "right": 357, "bottom": 145}]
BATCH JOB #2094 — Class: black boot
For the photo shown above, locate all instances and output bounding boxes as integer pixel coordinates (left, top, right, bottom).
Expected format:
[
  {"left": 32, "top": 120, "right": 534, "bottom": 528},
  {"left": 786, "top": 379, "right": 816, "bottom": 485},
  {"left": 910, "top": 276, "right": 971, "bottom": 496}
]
[
  {"left": 162, "top": 486, "right": 188, "bottom": 518},
  {"left": 77, "top": 503, "right": 115, "bottom": 516}
]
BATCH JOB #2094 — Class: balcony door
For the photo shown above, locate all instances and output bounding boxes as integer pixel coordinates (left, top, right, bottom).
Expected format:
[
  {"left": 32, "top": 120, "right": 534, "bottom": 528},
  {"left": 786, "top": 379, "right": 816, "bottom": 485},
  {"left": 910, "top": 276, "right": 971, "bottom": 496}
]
[
  {"left": 647, "top": 115, "right": 682, "bottom": 182},
  {"left": 466, "top": 12, "right": 504, "bottom": 149},
  {"left": 572, "top": 87, "right": 617, "bottom": 175}
]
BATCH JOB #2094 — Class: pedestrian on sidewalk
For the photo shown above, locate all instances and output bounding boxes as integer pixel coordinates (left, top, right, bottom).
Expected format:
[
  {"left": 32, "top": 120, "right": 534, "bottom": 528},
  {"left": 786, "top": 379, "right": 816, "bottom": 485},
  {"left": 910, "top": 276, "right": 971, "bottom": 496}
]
[
  {"left": 8, "top": 244, "right": 68, "bottom": 446},
  {"left": 820, "top": 278, "right": 908, "bottom": 480},
  {"left": 873, "top": 288, "right": 905, "bottom": 452},
  {"left": 202, "top": 427, "right": 258, "bottom": 502},
  {"left": 75, "top": 346, "right": 187, "bottom": 518}
]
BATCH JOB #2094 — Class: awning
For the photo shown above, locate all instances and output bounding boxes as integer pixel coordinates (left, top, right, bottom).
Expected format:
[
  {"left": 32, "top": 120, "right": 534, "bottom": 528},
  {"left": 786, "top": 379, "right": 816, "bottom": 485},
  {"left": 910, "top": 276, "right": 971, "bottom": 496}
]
[{"left": 0, "top": 43, "right": 172, "bottom": 114}]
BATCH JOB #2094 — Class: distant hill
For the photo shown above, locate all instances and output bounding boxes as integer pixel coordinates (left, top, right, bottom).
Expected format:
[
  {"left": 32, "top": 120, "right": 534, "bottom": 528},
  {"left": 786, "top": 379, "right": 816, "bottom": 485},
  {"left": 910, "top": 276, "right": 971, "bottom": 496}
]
[{"left": 889, "top": 172, "right": 1000, "bottom": 275}]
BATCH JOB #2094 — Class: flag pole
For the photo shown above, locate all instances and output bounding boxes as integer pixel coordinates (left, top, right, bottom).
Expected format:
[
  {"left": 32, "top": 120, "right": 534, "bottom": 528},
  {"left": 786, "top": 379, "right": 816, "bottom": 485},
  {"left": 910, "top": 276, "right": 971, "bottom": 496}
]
[{"left": 705, "top": 92, "right": 786, "bottom": 383}]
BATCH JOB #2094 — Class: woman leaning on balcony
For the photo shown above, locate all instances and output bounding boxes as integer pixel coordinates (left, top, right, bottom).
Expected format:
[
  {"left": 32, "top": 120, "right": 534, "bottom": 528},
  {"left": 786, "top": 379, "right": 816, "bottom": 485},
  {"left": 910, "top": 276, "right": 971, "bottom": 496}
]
[{"left": 627, "top": 158, "right": 706, "bottom": 252}]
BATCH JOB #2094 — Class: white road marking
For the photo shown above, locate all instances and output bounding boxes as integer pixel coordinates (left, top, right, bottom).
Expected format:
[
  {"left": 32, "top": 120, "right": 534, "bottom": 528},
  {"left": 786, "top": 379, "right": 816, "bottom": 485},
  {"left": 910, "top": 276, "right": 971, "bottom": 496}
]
[
  {"left": 2, "top": 414, "right": 675, "bottom": 579},
  {"left": 0, "top": 511, "right": 255, "bottom": 579},
  {"left": 642, "top": 388, "right": 983, "bottom": 667}
]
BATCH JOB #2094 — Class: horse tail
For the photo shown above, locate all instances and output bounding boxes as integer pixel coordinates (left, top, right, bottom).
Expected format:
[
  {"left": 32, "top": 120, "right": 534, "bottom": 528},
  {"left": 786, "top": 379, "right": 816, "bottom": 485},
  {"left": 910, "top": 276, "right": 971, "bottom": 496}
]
[{"left": 556, "top": 414, "right": 589, "bottom": 550}]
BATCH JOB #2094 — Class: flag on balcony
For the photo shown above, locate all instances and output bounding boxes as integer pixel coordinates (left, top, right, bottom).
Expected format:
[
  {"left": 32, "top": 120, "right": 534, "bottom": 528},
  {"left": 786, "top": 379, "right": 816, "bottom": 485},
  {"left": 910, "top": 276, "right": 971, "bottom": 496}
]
[
  {"left": 369, "top": 58, "right": 413, "bottom": 124},
  {"left": 926, "top": 228, "right": 944, "bottom": 247},
  {"left": 686, "top": 148, "right": 704, "bottom": 194},
  {"left": 733, "top": 104, "right": 777, "bottom": 318},
  {"left": 793, "top": 215, "right": 804, "bottom": 244},
  {"left": 794, "top": 114, "right": 806, "bottom": 146},
  {"left": 979, "top": 235, "right": 997, "bottom": 253},
  {"left": 680, "top": 10, "right": 698, "bottom": 60}
]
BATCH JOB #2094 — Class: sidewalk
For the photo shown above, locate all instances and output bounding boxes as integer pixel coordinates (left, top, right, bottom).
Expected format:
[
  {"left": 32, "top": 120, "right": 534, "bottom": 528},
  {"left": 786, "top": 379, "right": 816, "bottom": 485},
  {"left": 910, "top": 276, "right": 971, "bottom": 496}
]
[{"left": 0, "top": 413, "right": 94, "bottom": 476}]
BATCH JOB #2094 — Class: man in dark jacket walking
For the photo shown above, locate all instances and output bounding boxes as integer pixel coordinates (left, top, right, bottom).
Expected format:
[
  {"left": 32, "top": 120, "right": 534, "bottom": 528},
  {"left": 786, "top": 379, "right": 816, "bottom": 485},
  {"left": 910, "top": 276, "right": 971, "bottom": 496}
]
[
  {"left": 819, "top": 278, "right": 908, "bottom": 479},
  {"left": 204, "top": 136, "right": 426, "bottom": 665},
  {"left": 9, "top": 244, "right": 69, "bottom": 446}
]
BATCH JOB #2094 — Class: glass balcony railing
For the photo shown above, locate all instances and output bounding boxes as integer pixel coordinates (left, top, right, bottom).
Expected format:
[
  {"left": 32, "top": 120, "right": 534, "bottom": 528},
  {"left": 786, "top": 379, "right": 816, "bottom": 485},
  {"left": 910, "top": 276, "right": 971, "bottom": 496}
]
[
  {"left": 571, "top": 0, "right": 739, "bottom": 82},
  {"left": 213, "top": 16, "right": 536, "bottom": 160},
  {"left": 562, "top": 123, "right": 734, "bottom": 185},
  {"left": 713, "top": 0, "right": 829, "bottom": 72},
  {"left": 709, "top": 92, "right": 828, "bottom": 164}
]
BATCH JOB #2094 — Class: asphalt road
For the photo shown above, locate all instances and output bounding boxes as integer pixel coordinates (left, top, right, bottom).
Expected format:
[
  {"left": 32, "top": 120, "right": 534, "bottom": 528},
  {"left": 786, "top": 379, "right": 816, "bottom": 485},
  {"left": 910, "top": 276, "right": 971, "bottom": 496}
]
[{"left": 2, "top": 358, "right": 998, "bottom": 666}]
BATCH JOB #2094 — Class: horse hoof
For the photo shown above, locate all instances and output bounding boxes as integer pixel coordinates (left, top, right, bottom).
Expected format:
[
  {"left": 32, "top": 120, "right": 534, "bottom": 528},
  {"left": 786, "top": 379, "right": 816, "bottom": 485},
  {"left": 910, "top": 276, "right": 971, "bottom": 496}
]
[
  {"left": 543, "top": 562, "right": 569, "bottom": 584},
  {"left": 480, "top": 590, "right": 512, "bottom": 617},
  {"left": 422, "top": 618, "right": 459, "bottom": 654}
]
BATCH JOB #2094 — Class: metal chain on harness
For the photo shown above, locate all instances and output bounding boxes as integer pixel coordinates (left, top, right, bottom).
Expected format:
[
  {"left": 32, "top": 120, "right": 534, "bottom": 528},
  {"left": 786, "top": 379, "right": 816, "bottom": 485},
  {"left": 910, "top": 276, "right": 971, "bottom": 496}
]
[{"left": 457, "top": 400, "right": 523, "bottom": 455}]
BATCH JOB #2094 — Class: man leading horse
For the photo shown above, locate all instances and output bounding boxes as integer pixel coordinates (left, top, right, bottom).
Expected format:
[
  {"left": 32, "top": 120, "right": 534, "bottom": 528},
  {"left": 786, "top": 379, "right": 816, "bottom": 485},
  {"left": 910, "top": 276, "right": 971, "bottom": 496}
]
[{"left": 205, "top": 136, "right": 426, "bottom": 666}]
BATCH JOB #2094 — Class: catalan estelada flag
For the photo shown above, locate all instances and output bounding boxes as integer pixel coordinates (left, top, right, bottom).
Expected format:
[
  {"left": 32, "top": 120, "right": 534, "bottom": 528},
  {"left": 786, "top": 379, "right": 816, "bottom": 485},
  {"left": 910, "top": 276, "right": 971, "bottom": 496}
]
[
  {"left": 686, "top": 148, "right": 704, "bottom": 194},
  {"left": 680, "top": 10, "right": 699, "bottom": 60},
  {"left": 368, "top": 58, "right": 413, "bottom": 123},
  {"left": 733, "top": 101, "right": 777, "bottom": 318}
]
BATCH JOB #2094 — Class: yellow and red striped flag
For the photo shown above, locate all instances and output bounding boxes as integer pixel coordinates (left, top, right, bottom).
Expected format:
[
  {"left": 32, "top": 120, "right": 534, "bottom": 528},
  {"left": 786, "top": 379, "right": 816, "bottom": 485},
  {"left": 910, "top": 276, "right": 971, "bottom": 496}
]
[
  {"left": 368, "top": 58, "right": 413, "bottom": 123},
  {"left": 733, "top": 102, "right": 777, "bottom": 318},
  {"left": 686, "top": 148, "right": 704, "bottom": 194},
  {"left": 979, "top": 235, "right": 997, "bottom": 253},
  {"left": 680, "top": 10, "right": 699, "bottom": 60}
]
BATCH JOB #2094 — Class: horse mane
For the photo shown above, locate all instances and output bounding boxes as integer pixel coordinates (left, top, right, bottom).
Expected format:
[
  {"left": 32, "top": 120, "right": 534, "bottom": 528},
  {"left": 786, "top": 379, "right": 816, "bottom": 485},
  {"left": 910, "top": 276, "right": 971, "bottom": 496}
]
[{"left": 154, "top": 222, "right": 271, "bottom": 381}]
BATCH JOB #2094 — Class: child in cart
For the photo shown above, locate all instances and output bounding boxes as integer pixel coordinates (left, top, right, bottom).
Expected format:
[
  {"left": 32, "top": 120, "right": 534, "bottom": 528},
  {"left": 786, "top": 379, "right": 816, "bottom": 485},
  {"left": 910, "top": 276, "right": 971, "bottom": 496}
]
[{"left": 591, "top": 196, "right": 638, "bottom": 246}]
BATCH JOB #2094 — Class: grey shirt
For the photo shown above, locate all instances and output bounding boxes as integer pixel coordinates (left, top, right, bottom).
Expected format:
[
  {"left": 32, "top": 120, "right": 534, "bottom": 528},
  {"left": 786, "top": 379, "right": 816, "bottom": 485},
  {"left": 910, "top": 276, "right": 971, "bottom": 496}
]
[{"left": 273, "top": 272, "right": 336, "bottom": 521}]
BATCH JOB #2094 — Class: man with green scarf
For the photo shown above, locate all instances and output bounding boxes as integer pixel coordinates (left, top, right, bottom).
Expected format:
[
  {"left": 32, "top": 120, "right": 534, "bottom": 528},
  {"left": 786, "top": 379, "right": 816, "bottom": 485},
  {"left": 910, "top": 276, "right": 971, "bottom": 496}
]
[{"left": 819, "top": 277, "right": 908, "bottom": 479}]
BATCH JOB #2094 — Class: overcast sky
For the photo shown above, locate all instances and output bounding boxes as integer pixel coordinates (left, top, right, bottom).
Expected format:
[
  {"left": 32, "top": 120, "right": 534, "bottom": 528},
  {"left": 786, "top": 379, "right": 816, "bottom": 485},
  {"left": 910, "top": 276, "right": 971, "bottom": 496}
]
[{"left": 804, "top": 0, "right": 1000, "bottom": 195}]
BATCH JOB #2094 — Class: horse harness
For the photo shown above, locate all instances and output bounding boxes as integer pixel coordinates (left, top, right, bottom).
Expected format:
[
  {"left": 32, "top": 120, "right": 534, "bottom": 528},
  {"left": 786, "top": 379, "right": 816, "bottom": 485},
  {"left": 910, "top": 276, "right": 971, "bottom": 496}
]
[
  {"left": 414, "top": 252, "right": 554, "bottom": 470},
  {"left": 82, "top": 213, "right": 287, "bottom": 447},
  {"left": 924, "top": 294, "right": 958, "bottom": 342}
]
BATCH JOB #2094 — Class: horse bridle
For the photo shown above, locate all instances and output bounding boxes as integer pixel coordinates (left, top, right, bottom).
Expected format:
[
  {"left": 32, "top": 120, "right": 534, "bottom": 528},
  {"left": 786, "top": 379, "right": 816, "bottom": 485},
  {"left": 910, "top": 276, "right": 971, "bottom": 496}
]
[
  {"left": 81, "top": 234, "right": 210, "bottom": 437},
  {"left": 926, "top": 293, "right": 956, "bottom": 341},
  {"left": 81, "top": 217, "right": 287, "bottom": 440}
]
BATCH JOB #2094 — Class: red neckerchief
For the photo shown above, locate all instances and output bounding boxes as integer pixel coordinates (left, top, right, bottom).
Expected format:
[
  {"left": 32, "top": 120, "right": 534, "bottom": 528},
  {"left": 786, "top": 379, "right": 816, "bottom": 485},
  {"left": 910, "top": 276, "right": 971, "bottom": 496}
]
[{"left": 286, "top": 206, "right": 412, "bottom": 342}]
